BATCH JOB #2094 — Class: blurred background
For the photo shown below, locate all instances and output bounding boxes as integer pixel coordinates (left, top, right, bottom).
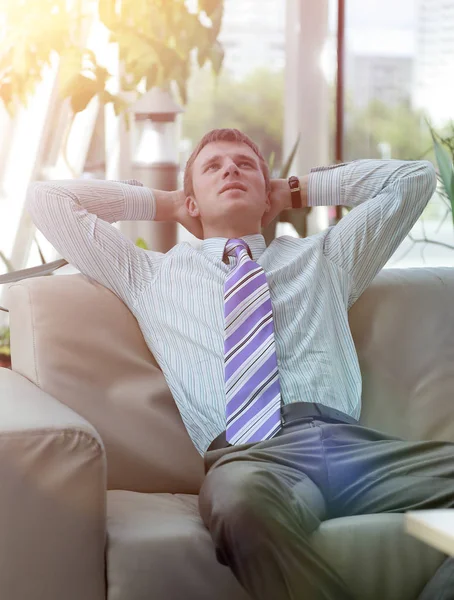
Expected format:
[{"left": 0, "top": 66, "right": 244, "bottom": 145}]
[{"left": 0, "top": 0, "right": 453, "bottom": 300}]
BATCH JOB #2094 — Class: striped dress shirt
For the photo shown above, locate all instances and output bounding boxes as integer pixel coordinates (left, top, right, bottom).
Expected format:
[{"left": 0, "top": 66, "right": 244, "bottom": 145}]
[{"left": 26, "top": 159, "right": 437, "bottom": 455}]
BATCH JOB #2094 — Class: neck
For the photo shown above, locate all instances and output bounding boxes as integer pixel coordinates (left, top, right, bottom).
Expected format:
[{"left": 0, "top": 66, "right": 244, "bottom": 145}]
[{"left": 203, "top": 226, "right": 262, "bottom": 240}]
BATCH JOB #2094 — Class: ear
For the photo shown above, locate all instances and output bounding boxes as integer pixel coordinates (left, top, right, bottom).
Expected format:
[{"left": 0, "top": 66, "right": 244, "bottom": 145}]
[
  {"left": 185, "top": 195, "right": 200, "bottom": 218},
  {"left": 265, "top": 188, "right": 271, "bottom": 212}
]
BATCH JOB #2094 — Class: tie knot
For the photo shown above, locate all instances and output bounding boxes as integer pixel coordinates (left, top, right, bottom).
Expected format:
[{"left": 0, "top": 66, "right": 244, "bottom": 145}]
[{"left": 224, "top": 239, "right": 252, "bottom": 261}]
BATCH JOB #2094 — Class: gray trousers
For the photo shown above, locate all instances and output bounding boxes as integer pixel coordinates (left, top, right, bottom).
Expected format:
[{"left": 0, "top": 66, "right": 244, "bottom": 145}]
[{"left": 199, "top": 417, "right": 454, "bottom": 600}]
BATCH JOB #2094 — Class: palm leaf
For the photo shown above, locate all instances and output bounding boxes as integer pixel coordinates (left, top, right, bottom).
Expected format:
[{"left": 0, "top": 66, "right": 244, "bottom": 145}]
[
  {"left": 280, "top": 134, "right": 300, "bottom": 178},
  {"left": 428, "top": 121, "right": 454, "bottom": 224}
]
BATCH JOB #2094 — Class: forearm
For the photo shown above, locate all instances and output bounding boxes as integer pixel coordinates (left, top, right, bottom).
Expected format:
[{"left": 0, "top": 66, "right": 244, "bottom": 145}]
[
  {"left": 273, "top": 160, "right": 435, "bottom": 224},
  {"left": 28, "top": 178, "right": 178, "bottom": 225},
  {"left": 317, "top": 159, "right": 437, "bottom": 309},
  {"left": 307, "top": 159, "right": 436, "bottom": 209},
  {"left": 27, "top": 179, "right": 156, "bottom": 226},
  {"left": 26, "top": 178, "right": 161, "bottom": 305}
]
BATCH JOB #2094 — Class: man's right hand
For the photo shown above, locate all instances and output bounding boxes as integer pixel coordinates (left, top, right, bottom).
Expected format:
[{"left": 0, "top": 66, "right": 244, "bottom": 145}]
[{"left": 154, "top": 189, "right": 204, "bottom": 240}]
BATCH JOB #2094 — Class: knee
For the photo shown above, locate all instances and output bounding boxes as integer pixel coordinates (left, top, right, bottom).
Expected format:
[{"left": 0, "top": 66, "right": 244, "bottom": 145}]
[
  {"left": 200, "top": 461, "right": 326, "bottom": 541},
  {"left": 200, "top": 464, "right": 287, "bottom": 532}
]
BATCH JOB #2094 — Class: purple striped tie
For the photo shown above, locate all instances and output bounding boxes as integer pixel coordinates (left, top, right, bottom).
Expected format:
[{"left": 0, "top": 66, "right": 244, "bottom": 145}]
[{"left": 224, "top": 238, "right": 282, "bottom": 445}]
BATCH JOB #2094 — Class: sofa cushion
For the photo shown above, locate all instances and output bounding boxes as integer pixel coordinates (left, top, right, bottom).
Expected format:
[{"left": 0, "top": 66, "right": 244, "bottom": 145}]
[
  {"left": 6, "top": 274, "right": 204, "bottom": 494},
  {"left": 106, "top": 490, "right": 445, "bottom": 600},
  {"left": 349, "top": 267, "right": 454, "bottom": 444},
  {"left": 106, "top": 490, "right": 249, "bottom": 600}
]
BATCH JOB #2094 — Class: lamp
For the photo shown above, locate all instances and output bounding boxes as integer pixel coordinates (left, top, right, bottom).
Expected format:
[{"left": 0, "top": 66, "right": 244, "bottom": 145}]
[{"left": 131, "top": 88, "right": 183, "bottom": 253}]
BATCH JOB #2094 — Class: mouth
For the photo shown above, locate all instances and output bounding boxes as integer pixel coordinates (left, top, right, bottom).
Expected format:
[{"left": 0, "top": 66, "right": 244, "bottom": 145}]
[{"left": 219, "top": 182, "right": 247, "bottom": 194}]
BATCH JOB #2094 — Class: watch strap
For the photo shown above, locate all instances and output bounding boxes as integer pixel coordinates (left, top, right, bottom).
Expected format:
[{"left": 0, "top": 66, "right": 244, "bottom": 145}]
[{"left": 288, "top": 176, "right": 302, "bottom": 209}]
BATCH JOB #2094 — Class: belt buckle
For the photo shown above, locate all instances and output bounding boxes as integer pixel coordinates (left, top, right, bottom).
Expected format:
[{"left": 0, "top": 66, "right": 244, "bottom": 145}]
[{"left": 313, "top": 403, "right": 324, "bottom": 418}]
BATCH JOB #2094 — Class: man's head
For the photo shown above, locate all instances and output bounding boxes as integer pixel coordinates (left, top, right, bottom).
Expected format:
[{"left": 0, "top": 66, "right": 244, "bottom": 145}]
[{"left": 184, "top": 129, "right": 271, "bottom": 240}]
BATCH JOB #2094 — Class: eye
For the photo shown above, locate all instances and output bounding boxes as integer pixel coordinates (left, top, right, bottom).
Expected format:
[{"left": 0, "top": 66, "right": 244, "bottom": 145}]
[
  {"left": 206, "top": 163, "right": 219, "bottom": 172},
  {"left": 239, "top": 161, "right": 253, "bottom": 168}
]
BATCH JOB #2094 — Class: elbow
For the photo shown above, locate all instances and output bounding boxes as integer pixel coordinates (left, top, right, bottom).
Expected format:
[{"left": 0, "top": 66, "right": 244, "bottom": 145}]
[
  {"left": 25, "top": 181, "right": 57, "bottom": 226},
  {"left": 420, "top": 160, "right": 438, "bottom": 196},
  {"left": 405, "top": 161, "right": 437, "bottom": 205},
  {"left": 26, "top": 180, "right": 58, "bottom": 212},
  {"left": 25, "top": 181, "right": 40, "bottom": 216},
  {"left": 25, "top": 180, "right": 46, "bottom": 211}
]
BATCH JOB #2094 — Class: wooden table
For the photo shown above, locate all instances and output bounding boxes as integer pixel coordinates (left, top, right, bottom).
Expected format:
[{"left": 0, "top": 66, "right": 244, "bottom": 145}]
[{"left": 405, "top": 510, "right": 454, "bottom": 556}]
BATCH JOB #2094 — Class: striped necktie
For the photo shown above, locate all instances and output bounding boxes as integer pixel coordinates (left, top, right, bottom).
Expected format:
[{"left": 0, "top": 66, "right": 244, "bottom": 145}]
[{"left": 223, "top": 238, "right": 282, "bottom": 445}]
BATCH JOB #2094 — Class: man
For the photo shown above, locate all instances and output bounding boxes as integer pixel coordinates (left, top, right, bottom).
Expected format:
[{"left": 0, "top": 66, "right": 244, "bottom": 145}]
[{"left": 27, "top": 128, "right": 453, "bottom": 599}]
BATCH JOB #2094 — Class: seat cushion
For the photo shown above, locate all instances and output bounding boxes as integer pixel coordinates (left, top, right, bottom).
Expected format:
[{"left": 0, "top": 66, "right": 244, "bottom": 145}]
[
  {"left": 106, "top": 490, "right": 249, "bottom": 600},
  {"left": 106, "top": 490, "right": 446, "bottom": 600},
  {"left": 311, "top": 514, "right": 445, "bottom": 600}
]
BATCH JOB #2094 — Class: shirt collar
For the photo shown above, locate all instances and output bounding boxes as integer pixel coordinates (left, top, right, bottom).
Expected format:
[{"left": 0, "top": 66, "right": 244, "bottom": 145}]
[{"left": 201, "top": 234, "right": 267, "bottom": 264}]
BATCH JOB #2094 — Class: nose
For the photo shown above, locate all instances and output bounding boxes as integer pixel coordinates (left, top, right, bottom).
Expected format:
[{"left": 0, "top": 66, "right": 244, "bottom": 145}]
[{"left": 222, "top": 161, "right": 239, "bottom": 178}]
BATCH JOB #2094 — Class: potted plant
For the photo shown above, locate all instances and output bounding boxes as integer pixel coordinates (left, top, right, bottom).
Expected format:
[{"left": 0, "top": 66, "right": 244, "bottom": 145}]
[
  {"left": 404, "top": 121, "right": 454, "bottom": 255},
  {"left": 0, "top": 326, "right": 11, "bottom": 369},
  {"left": 0, "top": 1, "right": 224, "bottom": 119},
  {"left": 428, "top": 120, "right": 454, "bottom": 224}
]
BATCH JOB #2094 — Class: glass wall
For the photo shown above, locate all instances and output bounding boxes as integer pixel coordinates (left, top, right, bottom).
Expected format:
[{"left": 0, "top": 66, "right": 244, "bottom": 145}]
[
  {"left": 181, "top": 0, "right": 454, "bottom": 265},
  {"left": 337, "top": 0, "right": 454, "bottom": 268},
  {"left": 0, "top": 0, "right": 452, "bottom": 266},
  {"left": 179, "top": 0, "right": 286, "bottom": 245}
]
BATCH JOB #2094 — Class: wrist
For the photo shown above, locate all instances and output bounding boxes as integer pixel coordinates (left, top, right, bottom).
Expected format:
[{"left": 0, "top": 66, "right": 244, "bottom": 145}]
[
  {"left": 297, "top": 175, "right": 309, "bottom": 208},
  {"left": 280, "top": 175, "right": 309, "bottom": 210},
  {"left": 154, "top": 189, "right": 178, "bottom": 222},
  {"left": 274, "top": 179, "right": 293, "bottom": 210}
]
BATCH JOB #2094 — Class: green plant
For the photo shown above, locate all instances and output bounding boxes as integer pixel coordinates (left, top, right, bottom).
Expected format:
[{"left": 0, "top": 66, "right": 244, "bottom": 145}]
[
  {"left": 428, "top": 120, "right": 454, "bottom": 225},
  {"left": 0, "top": 326, "right": 10, "bottom": 357},
  {"left": 0, "top": 0, "right": 224, "bottom": 118},
  {"left": 135, "top": 237, "right": 149, "bottom": 250},
  {"left": 398, "top": 120, "right": 454, "bottom": 261}
]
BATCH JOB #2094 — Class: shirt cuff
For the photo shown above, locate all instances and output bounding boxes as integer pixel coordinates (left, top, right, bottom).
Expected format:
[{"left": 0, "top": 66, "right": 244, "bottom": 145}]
[
  {"left": 117, "top": 180, "right": 157, "bottom": 221},
  {"left": 307, "top": 163, "right": 348, "bottom": 207}
]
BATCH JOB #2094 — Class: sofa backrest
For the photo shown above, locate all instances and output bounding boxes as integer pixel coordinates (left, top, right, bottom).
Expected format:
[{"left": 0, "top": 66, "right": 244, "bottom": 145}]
[
  {"left": 5, "top": 267, "right": 454, "bottom": 494},
  {"left": 349, "top": 267, "right": 454, "bottom": 444}
]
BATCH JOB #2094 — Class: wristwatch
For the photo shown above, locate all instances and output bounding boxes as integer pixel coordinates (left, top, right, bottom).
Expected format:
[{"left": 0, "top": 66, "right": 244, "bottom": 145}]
[{"left": 288, "top": 176, "right": 302, "bottom": 209}]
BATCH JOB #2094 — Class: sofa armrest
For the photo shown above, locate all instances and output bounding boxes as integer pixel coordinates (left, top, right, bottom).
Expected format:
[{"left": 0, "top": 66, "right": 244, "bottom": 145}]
[{"left": 0, "top": 368, "right": 106, "bottom": 600}]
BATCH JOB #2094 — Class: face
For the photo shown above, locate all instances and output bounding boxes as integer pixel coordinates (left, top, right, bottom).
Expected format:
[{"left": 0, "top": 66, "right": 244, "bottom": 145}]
[{"left": 185, "top": 140, "right": 270, "bottom": 237}]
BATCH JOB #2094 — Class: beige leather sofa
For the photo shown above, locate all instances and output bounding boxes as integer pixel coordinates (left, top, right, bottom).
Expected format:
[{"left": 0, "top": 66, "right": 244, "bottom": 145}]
[{"left": 1, "top": 266, "right": 453, "bottom": 600}]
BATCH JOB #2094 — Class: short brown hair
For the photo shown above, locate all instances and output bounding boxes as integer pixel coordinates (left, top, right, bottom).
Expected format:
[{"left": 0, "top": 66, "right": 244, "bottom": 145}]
[{"left": 183, "top": 128, "right": 271, "bottom": 197}]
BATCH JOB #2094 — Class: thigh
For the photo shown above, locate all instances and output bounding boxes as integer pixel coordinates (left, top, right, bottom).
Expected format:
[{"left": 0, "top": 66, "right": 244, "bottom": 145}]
[
  {"left": 199, "top": 453, "right": 327, "bottom": 536},
  {"left": 320, "top": 422, "right": 454, "bottom": 517},
  {"left": 199, "top": 449, "right": 353, "bottom": 600}
]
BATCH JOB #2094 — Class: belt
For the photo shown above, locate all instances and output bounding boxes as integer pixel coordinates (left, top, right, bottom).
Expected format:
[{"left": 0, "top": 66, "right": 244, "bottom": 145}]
[{"left": 207, "top": 401, "right": 358, "bottom": 452}]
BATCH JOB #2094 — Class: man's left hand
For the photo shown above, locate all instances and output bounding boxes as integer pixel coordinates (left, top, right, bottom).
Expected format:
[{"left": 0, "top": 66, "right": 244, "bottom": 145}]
[
  {"left": 261, "top": 176, "right": 309, "bottom": 229},
  {"left": 261, "top": 179, "right": 291, "bottom": 229}
]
